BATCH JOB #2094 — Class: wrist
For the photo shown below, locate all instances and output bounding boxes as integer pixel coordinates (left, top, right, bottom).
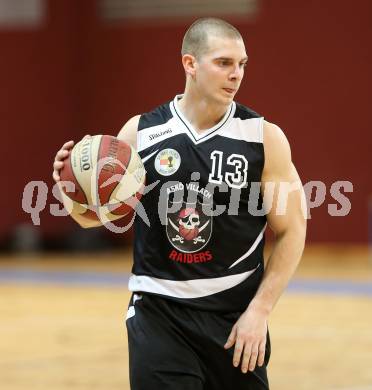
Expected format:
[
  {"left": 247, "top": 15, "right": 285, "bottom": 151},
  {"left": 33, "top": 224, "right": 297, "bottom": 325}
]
[{"left": 247, "top": 298, "right": 272, "bottom": 317}]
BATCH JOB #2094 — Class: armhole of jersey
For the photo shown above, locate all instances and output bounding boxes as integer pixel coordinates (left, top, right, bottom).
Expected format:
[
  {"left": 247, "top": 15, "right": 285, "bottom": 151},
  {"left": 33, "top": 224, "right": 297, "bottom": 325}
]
[
  {"left": 136, "top": 115, "right": 143, "bottom": 152},
  {"left": 259, "top": 117, "right": 264, "bottom": 143},
  {"left": 260, "top": 117, "right": 265, "bottom": 179}
]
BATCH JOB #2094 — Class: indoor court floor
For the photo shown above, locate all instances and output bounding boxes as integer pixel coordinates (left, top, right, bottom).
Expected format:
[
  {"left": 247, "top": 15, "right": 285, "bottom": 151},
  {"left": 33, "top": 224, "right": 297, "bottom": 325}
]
[{"left": 0, "top": 245, "right": 371, "bottom": 390}]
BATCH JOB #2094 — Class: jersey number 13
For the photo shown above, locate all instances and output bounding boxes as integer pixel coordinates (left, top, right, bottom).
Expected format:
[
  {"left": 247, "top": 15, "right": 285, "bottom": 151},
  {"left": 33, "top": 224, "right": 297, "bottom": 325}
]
[{"left": 208, "top": 151, "right": 248, "bottom": 189}]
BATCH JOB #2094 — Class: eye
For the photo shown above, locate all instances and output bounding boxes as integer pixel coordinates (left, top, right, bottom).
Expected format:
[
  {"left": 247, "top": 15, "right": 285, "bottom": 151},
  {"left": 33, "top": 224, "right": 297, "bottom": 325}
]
[
  {"left": 218, "top": 60, "right": 230, "bottom": 67},
  {"left": 240, "top": 62, "right": 247, "bottom": 68}
]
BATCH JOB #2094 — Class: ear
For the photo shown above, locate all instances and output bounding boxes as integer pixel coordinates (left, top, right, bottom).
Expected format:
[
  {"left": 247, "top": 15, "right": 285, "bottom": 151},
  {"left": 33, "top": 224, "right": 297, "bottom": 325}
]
[{"left": 182, "top": 54, "right": 197, "bottom": 77}]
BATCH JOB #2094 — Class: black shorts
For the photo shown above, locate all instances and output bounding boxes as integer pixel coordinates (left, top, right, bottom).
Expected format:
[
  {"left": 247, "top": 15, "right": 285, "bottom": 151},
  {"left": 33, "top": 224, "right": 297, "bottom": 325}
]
[{"left": 126, "top": 293, "right": 270, "bottom": 390}]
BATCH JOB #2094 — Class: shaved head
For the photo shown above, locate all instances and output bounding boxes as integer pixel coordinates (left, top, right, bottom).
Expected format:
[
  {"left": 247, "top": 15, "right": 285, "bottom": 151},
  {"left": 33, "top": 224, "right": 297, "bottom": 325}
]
[{"left": 181, "top": 18, "right": 243, "bottom": 59}]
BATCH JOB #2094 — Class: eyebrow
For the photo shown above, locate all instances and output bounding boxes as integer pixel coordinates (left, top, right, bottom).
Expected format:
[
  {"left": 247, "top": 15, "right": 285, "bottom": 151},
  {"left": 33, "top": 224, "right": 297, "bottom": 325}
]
[{"left": 215, "top": 56, "right": 248, "bottom": 62}]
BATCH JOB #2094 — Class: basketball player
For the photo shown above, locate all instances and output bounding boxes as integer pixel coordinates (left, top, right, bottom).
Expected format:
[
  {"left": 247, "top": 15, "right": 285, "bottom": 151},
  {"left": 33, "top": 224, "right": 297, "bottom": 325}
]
[{"left": 53, "top": 18, "right": 306, "bottom": 390}]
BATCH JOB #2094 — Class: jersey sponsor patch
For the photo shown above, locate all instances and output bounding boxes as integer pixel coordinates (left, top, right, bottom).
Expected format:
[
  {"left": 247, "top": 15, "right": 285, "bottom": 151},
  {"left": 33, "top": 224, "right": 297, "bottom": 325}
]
[
  {"left": 154, "top": 148, "right": 181, "bottom": 176},
  {"left": 166, "top": 200, "right": 212, "bottom": 253}
]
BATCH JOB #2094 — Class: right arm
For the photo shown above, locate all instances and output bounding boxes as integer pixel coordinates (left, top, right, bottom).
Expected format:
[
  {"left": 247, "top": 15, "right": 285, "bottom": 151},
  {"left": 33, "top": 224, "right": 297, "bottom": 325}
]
[
  {"left": 52, "top": 115, "right": 141, "bottom": 228},
  {"left": 117, "top": 114, "right": 140, "bottom": 148}
]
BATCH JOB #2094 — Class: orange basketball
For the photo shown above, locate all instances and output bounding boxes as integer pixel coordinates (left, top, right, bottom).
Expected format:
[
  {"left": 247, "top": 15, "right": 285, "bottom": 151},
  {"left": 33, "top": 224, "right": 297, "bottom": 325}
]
[
  {"left": 179, "top": 226, "right": 199, "bottom": 241},
  {"left": 60, "top": 135, "right": 145, "bottom": 222}
]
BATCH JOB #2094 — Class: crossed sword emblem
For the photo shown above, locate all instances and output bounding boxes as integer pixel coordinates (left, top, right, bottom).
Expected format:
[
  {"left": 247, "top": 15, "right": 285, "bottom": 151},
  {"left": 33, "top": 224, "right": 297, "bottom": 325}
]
[{"left": 168, "top": 218, "right": 210, "bottom": 244}]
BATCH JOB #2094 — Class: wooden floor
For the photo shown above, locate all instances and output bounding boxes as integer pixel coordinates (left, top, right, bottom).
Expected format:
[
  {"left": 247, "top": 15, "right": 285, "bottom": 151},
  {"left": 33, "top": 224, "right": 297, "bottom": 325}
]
[{"left": 0, "top": 245, "right": 371, "bottom": 390}]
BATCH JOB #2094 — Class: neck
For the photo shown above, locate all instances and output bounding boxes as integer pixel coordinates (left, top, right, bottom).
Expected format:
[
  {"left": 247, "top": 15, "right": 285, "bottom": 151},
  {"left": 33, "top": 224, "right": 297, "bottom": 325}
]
[{"left": 177, "top": 87, "right": 230, "bottom": 133}]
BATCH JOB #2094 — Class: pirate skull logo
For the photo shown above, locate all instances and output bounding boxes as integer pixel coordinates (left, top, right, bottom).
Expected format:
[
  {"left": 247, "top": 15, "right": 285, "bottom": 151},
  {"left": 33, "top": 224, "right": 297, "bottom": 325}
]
[
  {"left": 178, "top": 208, "right": 200, "bottom": 241},
  {"left": 166, "top": 202, "right": 212, "bottom": 253}
]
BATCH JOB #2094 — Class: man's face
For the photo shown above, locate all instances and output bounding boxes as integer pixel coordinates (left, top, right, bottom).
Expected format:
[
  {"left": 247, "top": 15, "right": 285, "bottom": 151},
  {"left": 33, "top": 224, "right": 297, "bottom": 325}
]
[{"left": 194, "top": 36, "right": 248, "bottom": 105}]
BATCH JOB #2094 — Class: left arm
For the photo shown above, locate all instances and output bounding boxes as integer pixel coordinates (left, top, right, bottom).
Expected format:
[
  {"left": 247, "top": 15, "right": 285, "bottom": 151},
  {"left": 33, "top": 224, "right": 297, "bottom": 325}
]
[{"left": 224, "top": 120, "right": 307, "bottom": 373}]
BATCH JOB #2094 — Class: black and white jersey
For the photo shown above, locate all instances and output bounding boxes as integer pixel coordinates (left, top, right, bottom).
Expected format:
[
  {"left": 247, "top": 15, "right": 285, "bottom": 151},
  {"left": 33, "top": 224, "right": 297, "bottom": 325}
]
[{"left": 128, "top": 95, "right": 267, "bottom": 312}]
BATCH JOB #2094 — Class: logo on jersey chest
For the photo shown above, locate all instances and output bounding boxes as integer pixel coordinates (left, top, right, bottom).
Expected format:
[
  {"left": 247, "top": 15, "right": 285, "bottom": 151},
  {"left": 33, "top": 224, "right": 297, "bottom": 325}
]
[
  {"left": 166, "top": 200, "right": 212, "bottom": 253},
  {"left": 154, "top": 148, "right": 181, "bottom": 176}
]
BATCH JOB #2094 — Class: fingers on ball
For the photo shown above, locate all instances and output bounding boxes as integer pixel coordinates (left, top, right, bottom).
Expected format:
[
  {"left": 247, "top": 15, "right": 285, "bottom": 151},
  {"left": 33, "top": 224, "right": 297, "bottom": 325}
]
[
  {"left": 62, "top": 140, "right": 74, "bottom": 149},
  {"left": 52, "top": 171, "right": 60, "bottom": 182}
]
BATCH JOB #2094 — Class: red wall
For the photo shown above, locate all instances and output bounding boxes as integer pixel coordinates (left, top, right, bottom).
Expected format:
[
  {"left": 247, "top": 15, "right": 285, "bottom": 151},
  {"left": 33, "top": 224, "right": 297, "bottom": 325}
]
[{"left": 1, "top": 0, "right": 371, "bottom": 243}]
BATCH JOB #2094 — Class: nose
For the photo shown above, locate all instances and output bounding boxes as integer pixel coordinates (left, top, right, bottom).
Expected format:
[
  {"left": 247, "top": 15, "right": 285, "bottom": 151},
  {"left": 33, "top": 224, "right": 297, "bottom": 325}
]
[{"left": 229, "top": 64, "right": 243, "bottom": 82}]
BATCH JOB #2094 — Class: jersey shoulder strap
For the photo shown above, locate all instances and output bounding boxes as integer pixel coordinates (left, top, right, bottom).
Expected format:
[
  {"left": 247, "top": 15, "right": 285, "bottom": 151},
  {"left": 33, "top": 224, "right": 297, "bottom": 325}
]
[
  {"left": 138, "top": 101, "right": 173, "bottom": 131},
  {"left": 234, "top": 102, "right": 262, "bottom": 120}
]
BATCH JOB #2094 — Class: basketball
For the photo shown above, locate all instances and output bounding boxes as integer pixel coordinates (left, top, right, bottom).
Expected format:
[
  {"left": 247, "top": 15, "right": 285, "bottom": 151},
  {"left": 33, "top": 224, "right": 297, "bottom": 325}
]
[
  {"left": 179, "top": 226, "right": 199, "bottom": 241},
  {"left": 59, "top": 135, "right": 145, "bottom": 222}
]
